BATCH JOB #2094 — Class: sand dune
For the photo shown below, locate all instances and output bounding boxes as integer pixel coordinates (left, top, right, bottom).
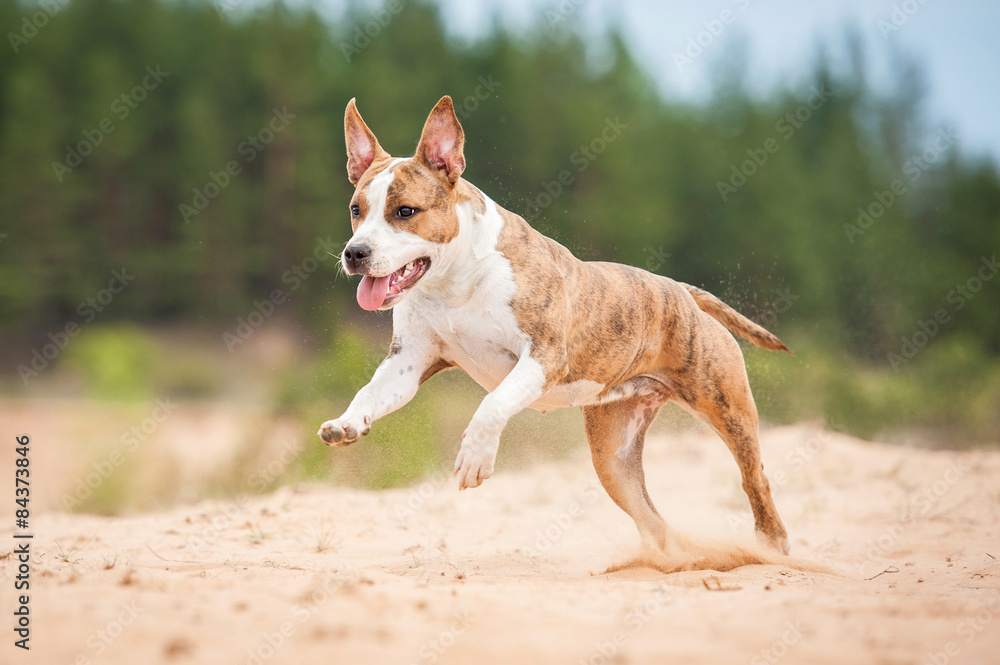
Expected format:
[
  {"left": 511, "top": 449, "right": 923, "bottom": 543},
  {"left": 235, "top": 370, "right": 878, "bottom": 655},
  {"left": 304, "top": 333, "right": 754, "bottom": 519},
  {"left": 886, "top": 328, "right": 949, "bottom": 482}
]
[{"left": 3, "top": 424, "right": 1000, "bottom": 664}]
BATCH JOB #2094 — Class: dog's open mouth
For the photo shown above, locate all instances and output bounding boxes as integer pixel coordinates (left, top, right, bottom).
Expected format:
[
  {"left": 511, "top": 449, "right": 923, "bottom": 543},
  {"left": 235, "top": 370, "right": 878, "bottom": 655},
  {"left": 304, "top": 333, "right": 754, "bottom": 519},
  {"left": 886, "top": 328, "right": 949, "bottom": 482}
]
[{"left": 356, "top": 257, "right": 430, "bottom": 311}]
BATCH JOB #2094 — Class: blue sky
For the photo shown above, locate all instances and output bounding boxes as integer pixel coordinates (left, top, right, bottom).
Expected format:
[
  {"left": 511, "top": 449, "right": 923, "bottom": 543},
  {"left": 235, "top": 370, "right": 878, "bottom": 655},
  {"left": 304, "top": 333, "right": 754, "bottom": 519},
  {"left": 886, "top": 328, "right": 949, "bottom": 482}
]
[{"left": 413, "top": 0, "right": 999, "bottom": 165}]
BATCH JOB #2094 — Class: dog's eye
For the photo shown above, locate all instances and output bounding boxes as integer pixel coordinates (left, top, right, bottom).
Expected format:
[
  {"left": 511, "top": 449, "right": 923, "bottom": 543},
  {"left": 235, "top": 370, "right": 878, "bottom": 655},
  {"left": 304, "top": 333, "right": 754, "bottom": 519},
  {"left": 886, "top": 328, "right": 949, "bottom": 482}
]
[
  {"left": 350, "top": 204, "right": 360, "bottom": 217},
  {"left": 397, "top": 206, "right": 416, "bottom": 218}
]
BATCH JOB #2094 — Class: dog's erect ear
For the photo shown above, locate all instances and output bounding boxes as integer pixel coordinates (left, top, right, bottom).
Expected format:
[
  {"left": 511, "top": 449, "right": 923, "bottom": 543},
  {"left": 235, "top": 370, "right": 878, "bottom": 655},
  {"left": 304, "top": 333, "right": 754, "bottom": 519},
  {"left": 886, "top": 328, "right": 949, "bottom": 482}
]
[
  {"left": 345, "top": 98, "right": 387, "bottom": 186},
  {"left": 415, "top": 96, "right": 465, "bottom": 186}
]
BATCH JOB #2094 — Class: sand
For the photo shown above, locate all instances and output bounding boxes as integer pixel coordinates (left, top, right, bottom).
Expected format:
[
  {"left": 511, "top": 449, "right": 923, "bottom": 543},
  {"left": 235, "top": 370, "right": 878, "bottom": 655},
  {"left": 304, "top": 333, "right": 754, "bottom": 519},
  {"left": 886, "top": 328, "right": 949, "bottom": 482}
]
[{"left": 3, "top": 423, "right": 1000, "bottom": 664}]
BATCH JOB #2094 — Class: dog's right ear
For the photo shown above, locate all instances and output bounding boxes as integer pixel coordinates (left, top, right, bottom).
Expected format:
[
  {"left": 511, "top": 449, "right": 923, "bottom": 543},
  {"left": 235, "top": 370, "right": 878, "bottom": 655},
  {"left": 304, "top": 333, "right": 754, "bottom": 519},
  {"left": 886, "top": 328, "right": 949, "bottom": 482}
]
[
  {"left": 415, "top": 96, "right": 465, "bottom": 186},
  {"left": 345, "top": 98, "right": 387, "bottom": 186}
]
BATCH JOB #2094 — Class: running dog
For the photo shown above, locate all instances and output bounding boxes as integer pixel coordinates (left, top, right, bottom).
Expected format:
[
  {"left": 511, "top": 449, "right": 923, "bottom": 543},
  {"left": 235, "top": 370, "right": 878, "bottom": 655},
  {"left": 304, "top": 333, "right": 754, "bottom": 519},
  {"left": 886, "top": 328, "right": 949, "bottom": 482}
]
[{"left": 319, "top": 96, "right": 792, "bottom": 555}]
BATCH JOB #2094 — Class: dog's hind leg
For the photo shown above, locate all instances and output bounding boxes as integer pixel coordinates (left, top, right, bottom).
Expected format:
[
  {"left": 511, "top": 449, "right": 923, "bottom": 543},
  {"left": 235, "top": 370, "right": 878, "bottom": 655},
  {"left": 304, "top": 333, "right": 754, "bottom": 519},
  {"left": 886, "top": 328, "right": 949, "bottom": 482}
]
[
  {"left": 718, "top": 416, "right": 789, "bottom": 554},
  {"left": 708, "top": 406, "right": 789, "bottom": 554},
  {"left": 679, "top": 351, "right": 790, "bottom": 555},
  {"left": 582, "top": 392, "right": 669, "bottom": 551}
]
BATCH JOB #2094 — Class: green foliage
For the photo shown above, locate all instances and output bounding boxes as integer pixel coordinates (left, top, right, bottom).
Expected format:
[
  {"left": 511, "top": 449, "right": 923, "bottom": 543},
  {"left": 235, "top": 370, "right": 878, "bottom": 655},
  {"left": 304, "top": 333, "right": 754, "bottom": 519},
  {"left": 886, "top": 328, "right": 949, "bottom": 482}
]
[
  {"left": 746, "top": 334, "right": 1000, "bottom": 443},
  {"left": 1, "top": 0, "right": 998, "bottom": 443},
  {"left": 155, "top": 355, "right": 224, "bottom": 398},
  {"left": 57, "top": 322, "right": 226, "bottom": 399},
  {"left": 63, "top": 324, "right": 160, "bottom": 400}
]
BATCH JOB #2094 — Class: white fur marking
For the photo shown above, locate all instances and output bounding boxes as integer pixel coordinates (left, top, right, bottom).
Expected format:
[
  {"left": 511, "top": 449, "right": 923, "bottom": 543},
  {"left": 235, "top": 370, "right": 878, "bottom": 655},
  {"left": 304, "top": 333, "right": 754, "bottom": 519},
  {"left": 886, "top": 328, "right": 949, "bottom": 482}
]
[
  {"left": 532, "top": 379, "right": 605, "bottom": 410},
  {"left": 472, "top": 197, "right": 505, "bottom": 260},
  {"left": 616, "top": 404, "right": 647, "bottom": 459},
  {"left": 363, "top": 157, "right": 408, "bottom": 219}
]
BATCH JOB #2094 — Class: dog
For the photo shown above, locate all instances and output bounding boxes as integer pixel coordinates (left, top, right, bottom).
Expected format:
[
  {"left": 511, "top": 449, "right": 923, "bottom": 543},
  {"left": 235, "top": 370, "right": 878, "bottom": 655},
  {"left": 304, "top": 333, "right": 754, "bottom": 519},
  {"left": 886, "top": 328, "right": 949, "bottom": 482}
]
[{"left": 319, "top": 96, "right": 792, "bottom": 556}]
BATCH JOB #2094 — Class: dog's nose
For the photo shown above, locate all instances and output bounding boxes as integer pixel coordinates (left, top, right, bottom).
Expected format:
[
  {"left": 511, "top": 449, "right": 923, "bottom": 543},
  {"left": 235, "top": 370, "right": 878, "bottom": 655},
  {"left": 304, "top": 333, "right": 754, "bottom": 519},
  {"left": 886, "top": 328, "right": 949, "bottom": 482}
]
[{"left": 343, "top": 244, "right": 371, "bottom": 273}]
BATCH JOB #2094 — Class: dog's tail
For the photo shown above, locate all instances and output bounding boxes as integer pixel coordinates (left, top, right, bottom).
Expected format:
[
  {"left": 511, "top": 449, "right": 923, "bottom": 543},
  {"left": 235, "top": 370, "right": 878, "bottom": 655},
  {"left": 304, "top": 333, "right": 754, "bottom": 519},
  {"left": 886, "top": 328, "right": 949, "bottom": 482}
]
[{"left": 683, "top": 284, "right": 793, "bottom": 355}]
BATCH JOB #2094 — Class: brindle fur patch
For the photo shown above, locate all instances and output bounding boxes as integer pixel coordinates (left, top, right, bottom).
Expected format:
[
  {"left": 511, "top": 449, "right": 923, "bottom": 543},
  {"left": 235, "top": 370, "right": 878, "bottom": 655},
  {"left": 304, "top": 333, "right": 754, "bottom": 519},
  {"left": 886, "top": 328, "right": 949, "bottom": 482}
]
[
  {"left": 383, "top": 160, "right": 459, "bottom": 243},
  {"left": 419, "top": 358, "right": 455, "bottom": 385}
]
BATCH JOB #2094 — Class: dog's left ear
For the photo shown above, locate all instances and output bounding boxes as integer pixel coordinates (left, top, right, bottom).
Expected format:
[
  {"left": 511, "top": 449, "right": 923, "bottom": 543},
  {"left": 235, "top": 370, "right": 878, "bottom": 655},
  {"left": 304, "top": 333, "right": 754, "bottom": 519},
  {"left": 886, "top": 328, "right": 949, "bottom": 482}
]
[{"left": 415, "top": 96, "right": 465, "bottom": 186}]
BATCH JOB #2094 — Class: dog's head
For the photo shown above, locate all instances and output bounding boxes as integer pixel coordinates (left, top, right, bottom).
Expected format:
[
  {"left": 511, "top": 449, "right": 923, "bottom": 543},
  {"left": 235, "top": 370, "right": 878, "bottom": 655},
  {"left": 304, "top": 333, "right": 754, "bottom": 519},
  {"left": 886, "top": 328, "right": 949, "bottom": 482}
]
[{"left": 341, "top": 96, "right": 467, "bottom": 311}]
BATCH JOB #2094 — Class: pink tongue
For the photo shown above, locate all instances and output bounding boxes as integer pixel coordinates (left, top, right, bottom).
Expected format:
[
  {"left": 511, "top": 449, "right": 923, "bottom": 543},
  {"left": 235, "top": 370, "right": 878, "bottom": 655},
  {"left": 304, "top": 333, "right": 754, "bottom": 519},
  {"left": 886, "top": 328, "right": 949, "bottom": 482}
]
[{"left": 357, "top": 275, "right": 391, "bottom": 311}]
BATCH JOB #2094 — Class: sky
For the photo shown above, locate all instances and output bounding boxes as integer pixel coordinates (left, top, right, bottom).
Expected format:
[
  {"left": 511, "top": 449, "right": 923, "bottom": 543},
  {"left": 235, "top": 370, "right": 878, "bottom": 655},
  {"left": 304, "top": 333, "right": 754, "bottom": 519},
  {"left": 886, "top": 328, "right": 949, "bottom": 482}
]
[{"left": 404, "top": 0, "right": 1000, "bottom": 165}]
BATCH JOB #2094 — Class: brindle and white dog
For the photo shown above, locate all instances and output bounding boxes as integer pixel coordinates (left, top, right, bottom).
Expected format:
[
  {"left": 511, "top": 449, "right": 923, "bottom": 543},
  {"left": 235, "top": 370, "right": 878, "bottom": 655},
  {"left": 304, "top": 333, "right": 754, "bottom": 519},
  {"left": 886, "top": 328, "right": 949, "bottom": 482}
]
[{"left": 319, "top": 96, "right": 792, "bottom": 555}]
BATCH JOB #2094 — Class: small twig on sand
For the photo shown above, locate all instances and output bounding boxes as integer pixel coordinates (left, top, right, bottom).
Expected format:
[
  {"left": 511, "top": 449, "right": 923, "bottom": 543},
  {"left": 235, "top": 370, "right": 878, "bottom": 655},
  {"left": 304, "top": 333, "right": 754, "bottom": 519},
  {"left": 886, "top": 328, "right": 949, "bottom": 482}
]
[
  {"left": 702, "top": 576, "right": 742, "bottom": 591},
  {"left": 865, "top": 566, "right": 899, "bottom": 581},
  {"left": 987, "top": 553, "right": 996, "bottom": 560},
  {"left": 54, "top": 530, "right": 100, "bottom": 563},
  {"left": 146, "top": 545, "right": 205, "bottom": 565}
]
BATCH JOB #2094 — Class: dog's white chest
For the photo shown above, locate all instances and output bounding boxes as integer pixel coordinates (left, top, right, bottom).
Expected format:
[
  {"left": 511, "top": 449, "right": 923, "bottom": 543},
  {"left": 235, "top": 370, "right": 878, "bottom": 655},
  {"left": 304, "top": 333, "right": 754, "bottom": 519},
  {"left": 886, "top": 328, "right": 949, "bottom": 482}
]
[
  {"left": 421, "top": 271, "right": 526, "bottom": 393},
  {"left": 439, "top": 325, "right": 518, "bottom": 392}
]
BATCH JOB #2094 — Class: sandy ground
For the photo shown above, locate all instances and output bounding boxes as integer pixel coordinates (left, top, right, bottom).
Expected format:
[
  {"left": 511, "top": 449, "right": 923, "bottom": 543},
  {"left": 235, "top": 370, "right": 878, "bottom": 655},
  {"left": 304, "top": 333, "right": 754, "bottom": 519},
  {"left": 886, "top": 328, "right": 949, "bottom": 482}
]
[{"left": 3, "top": 423, "right": 1000, "bottom": 665}]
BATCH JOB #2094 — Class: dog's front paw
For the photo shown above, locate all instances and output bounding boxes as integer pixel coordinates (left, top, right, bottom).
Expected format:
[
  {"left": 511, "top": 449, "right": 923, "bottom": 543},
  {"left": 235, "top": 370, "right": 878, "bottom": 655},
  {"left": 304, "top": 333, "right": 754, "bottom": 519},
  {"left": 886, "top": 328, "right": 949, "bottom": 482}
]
[
  {"left": 318, "top": 415, "right": 370, "bottom": 447},
  {"left": 454, "top": 440, "right": 497, "bottom": 490}
]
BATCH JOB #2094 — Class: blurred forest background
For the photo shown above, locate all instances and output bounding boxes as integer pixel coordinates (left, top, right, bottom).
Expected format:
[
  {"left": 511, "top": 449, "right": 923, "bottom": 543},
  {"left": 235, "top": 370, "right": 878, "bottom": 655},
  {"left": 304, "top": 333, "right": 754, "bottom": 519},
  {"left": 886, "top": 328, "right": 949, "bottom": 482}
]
[{"left": 1, "top": 0, "right": 998, "bottom": 513}]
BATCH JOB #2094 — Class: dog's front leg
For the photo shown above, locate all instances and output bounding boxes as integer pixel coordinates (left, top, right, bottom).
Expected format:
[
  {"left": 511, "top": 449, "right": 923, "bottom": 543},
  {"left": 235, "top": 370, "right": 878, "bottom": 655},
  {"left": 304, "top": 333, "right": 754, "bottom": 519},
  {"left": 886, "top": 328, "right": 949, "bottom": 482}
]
[
  {"left": 455, "top": 352, "right": 554, "bottom": 490},
  {"left": 318, "top": 335, "right": 437, "bottom": 447}
]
